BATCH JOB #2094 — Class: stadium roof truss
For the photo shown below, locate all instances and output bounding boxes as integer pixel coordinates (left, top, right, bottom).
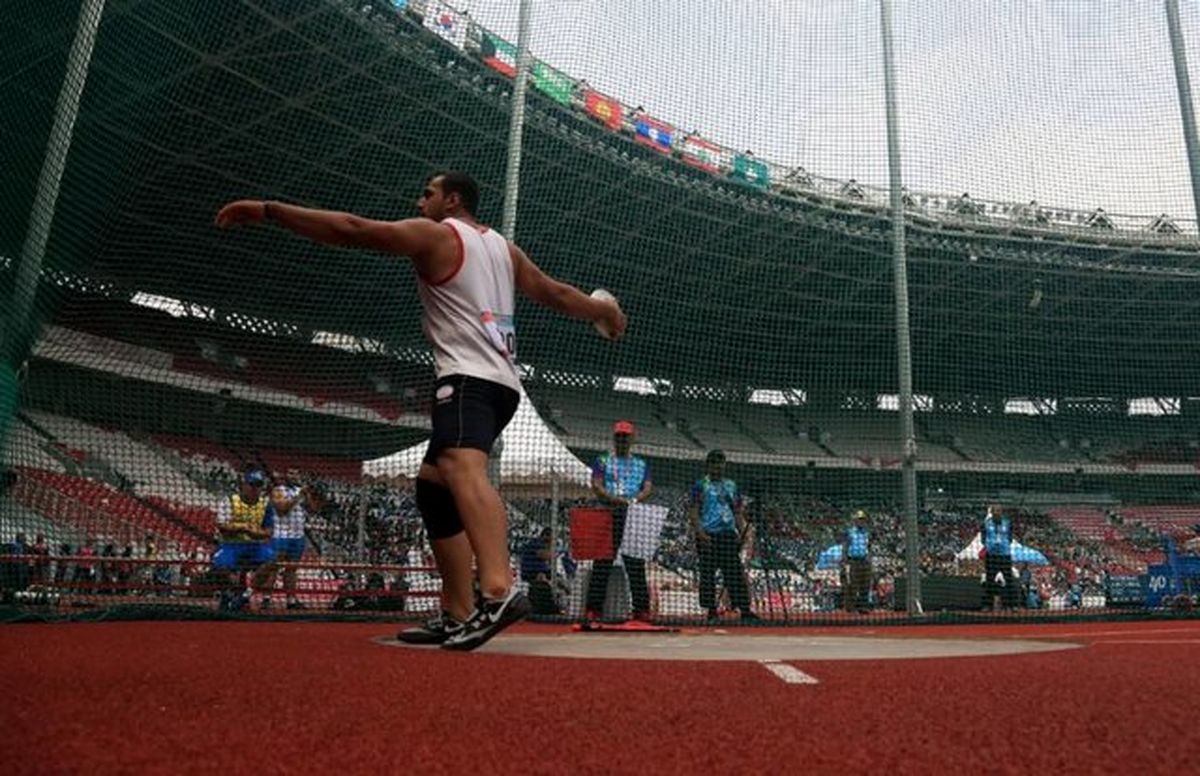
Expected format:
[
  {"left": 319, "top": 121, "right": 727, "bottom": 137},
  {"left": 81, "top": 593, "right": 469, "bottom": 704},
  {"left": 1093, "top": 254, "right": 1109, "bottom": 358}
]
[{"left": 4, "top": 0, "right": 1200, "bottom": 405}]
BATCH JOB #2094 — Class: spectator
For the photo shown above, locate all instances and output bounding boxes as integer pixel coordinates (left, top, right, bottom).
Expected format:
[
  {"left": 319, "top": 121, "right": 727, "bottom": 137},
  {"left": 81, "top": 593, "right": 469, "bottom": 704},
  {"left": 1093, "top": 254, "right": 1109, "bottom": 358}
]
[
  {"left": 30, "top": 534, "right": 50, "bottom": 585},
  {"left": 99, "top": 543, "right": 117, "bottom": 594},
  {"left": 118, "top": 544, "right": 135, "bottom": 593},
  {"left": 584, "top": 420, "right": 653, "bottom": 623},
  {"left": 1019, "top": 562, "right": 1035, "bottom": 609},
  {"left": 520, "top": 527, "right": 561, "bottom": 615},
  {"left": 212, "top": 470, "right": 274, "bottom": 611},
  {"left": 55, "top": 543, "right": 73, "bottom": 585},
  {"left": 256, "top": 469, "right": 312, "bottom": 610},
  {"left": 689, "top": 450, "right": 756, "bottom": 622},
  {"left": 75, "top": 538, "right": 96, "bottom": 590},
  {"left": 2, "top": 533, "right": 30, "bottom": 596}
]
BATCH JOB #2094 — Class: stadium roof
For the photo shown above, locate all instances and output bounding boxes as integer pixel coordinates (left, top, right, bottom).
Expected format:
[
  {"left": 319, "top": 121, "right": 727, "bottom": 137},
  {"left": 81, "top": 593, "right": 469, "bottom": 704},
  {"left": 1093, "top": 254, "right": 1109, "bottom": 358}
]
[{"left": 4, "top": 0, "right": 1200, "bottom": 403}]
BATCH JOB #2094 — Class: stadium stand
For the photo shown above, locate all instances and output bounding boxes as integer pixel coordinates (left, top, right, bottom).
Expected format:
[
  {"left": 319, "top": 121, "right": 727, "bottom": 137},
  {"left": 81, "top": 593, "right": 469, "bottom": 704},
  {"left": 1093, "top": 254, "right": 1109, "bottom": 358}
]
[{"left": 2, "top": 0, "right": 1199, "bottom": 626}]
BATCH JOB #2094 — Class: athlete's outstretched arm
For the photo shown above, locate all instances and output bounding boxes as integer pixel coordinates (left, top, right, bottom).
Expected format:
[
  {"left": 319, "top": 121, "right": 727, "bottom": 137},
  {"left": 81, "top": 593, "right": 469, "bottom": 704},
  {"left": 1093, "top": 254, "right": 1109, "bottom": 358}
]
[
  {"left": 215, "top": 199, "right": 445, "bottom": 261},
  {"left": 509, "top": 243, "right": 627, "bottom": 339}
]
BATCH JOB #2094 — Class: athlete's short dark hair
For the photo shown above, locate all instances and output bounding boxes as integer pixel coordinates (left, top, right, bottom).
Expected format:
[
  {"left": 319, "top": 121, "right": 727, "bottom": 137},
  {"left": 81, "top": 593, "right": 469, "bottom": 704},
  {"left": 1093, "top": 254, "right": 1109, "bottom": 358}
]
[{"left": 434, "top": 171, "right": 480, "bottom": 216}]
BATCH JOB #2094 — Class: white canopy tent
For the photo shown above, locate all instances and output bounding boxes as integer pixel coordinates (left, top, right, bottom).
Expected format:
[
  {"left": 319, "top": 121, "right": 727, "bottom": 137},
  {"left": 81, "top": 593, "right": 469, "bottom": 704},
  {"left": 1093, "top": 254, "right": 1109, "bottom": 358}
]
[
  {"left": 955, "top": 533, "right": 1050, "bottom": 565},
  {"left": 364, "top": 390, "right": 592, "bottom": 485}
]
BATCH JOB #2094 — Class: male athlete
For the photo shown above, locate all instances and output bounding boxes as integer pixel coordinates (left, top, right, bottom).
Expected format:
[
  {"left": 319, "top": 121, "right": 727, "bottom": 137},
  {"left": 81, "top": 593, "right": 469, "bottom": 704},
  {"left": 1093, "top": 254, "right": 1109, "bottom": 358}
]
[{"left": 216, "top": 172, "right": 626, "bottom": 650}]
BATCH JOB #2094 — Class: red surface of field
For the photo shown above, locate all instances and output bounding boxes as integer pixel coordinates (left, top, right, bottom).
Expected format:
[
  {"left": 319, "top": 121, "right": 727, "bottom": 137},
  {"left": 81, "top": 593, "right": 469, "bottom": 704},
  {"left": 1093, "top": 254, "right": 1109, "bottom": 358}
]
[{"left": 3, "top": 620, "right": 1199, "bottom": 774}]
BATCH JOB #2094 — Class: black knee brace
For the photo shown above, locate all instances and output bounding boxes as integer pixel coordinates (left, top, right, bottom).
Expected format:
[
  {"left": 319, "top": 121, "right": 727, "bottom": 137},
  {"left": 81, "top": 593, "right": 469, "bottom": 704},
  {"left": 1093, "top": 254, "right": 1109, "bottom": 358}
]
[{"left": 415, "top": 478, "right": 464, "bottom": 540}]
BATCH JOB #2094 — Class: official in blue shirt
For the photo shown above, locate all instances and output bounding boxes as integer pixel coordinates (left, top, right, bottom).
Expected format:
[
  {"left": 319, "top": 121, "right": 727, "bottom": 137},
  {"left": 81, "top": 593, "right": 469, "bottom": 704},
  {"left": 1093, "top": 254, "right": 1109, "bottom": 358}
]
[
  {"left": 584, "top": 420, "right": 654, "bottom": 622},
  {"left": 841, "top": 511, "right": 872, "bottom": 613},
  {"left": 689, "top": 450, "right": 756, "bottom": 622},
  {"left": 981, "top": 504, "right": 1019, "bottom": 610}
]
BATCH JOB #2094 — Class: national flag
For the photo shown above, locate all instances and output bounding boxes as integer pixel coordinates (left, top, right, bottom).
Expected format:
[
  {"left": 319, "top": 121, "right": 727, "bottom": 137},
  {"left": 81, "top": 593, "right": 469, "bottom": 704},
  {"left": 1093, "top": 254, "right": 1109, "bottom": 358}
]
[
  {"left": 681, "top": 135, "right": 725, "bottom": 174},
  {"left": 532, "top": 62, "right": 573, "bottom": 107},
  {"left": 480, "top": 33, "right": 516, "bottom": 77},
  {"left": 423, "top": 1, "right": 465, "bottom": 49},
  {"left": 584, "top": 90, "right": 624, "bottom": 131},
  {"left": 634, "top": 114, "right": 674, "bottom": 155},
  {"left": 730, "top": 154, "right": 770, "bottom": 188}
]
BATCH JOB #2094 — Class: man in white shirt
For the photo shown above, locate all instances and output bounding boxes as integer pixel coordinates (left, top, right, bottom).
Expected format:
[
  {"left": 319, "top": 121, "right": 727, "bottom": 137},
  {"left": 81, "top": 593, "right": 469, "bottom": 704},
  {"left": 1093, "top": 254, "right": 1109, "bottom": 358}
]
[
  {"left": 256, "top": 469, "right": 311, "bottom": 610},
  {"left": 217, "top": 172, "right": 625, "bottom": 649}
]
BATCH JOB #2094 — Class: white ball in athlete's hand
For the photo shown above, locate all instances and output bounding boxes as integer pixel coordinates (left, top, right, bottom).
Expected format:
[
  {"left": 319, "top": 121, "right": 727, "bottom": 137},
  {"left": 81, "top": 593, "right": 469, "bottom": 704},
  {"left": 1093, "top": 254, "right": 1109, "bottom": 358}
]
[{"left": 590, "top": 288, "right": 619, "bottom": 340}]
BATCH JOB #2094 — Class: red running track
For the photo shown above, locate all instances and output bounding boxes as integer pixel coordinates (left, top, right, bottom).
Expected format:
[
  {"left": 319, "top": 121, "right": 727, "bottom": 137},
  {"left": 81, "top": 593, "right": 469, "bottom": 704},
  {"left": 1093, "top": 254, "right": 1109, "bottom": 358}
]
[{"left": 2, "top": 620, "right": 1199, "bottom": 774}]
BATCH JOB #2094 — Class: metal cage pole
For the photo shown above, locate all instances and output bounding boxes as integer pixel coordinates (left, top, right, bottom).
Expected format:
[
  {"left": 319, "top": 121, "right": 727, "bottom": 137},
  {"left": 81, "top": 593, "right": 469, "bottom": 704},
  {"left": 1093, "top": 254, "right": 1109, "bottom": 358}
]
[
  {"left": 7, "top": 0, "right": 105, "bottom": 363},
  {"left": 500, "top": 0, "right": 534, "bottom": 237},
  {"left": 1165, "top": 0, "right": 1200, "bottom": 225},
  {"left": 549, "top": 469, "right": 560, "bottom": 591},
  {"left": 879, "top": 0, "right": 921, "bottom": 614},
  {"left": 1, "top": 0, "right": 105, "bottom": 457}
]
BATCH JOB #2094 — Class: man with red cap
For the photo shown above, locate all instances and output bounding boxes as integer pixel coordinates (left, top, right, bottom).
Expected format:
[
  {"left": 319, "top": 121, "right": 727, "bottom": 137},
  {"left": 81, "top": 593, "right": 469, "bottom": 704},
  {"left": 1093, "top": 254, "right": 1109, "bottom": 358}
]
[{"left": 584, "top": 420, "right": 654, "bottom": 622}]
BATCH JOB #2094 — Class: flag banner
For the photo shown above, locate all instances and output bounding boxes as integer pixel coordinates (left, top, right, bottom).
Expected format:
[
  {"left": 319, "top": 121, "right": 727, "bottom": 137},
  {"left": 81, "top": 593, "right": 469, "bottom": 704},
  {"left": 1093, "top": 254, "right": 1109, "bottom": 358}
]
[
  {"left": 423, "top": 1, "right": 465, "bottom": 49},
  {"left": 480, "top": 33, "right": 516, "bottom": 77},
  {"left": 584, "top": 89, "right": 624, "bottom": 130},
  {"left": 634, "top": 113, "right": 674, "bottom": 155},
  {"left": 731, "top": 153, "right": 770, "bottom": 188},
  {"left": 532, "top": 62, "right": 574, "bottom": 107},
  {"left": 681, "top": 135, "right": 725, "bottom": 173},
  {"left": 619, "top": 503, "right": 669, "bottom": 561}
]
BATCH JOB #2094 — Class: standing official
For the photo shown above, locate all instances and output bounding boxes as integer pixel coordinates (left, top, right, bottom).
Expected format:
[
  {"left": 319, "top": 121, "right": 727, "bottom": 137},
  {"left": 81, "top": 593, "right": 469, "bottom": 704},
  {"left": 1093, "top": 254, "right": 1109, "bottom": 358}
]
[
  {"left": 585, "top": 421, "right": 653, "bottom": 622},
  {"left": 689, "top": 450, "right": 756, "bottom": 622},
  {"left": 841, "top": 510, "right": 872, "bottom": 613},
  {"left": 982, "top": 503, "right": 1018, "bottom": 610}
]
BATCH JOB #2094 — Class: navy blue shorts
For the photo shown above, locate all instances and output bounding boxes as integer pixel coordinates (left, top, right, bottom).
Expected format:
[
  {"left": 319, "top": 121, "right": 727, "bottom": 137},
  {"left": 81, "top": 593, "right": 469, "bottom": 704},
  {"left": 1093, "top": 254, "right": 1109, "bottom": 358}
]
[
  {"left": 212, "top": 542, "right": 273, "bottom": 570},
  {"left": 271, "top": 537, "right": 306, "bottom": 562},
  {"left": 423, "top": 374, "right": 519, "bottom": 465}
]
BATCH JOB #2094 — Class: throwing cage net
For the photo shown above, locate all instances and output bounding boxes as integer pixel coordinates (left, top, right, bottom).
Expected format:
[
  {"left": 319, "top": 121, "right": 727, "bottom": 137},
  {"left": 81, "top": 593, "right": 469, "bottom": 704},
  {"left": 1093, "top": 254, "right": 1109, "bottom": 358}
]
[{"left": 2, "top": 0, "right": 1199, "bottom": 622}]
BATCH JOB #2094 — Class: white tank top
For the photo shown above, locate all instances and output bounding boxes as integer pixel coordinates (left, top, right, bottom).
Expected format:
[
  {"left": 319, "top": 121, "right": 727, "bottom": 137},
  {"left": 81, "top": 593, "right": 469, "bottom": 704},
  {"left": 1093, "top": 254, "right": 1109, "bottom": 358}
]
[
  {"left": 271, "top": 485, "right": 307, "bottom": 540},
  {"left": 417, "top": 218, "right": 520, "bottom": 392}
]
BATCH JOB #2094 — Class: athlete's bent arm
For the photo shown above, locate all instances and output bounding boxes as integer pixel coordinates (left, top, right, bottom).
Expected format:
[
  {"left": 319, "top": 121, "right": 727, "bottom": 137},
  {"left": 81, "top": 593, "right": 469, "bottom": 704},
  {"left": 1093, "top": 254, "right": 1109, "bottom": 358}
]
[{"left": 509, "top": 243, "right": 626, "bottom": 338}]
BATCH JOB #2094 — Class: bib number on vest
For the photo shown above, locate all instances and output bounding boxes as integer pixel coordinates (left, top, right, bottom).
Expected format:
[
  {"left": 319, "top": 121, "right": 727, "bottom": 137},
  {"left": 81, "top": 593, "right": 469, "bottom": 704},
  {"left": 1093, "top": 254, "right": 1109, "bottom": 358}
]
[{"left": 481, "top": 311, "right": 516, "bottom": 360}]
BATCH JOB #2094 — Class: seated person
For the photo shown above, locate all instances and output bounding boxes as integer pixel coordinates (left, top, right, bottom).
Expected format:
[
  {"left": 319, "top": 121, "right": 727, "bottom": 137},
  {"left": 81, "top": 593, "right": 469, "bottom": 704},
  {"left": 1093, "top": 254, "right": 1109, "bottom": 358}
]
[{"left": 212, "top": 470, "right": 274, "bottom": 611}]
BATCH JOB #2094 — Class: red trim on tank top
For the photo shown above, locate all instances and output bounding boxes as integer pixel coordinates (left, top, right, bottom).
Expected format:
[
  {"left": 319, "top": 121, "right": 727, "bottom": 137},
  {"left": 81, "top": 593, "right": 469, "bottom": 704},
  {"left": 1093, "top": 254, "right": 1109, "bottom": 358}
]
[{"left": 427, "top": 222, "right": 465, "bottom": 287}]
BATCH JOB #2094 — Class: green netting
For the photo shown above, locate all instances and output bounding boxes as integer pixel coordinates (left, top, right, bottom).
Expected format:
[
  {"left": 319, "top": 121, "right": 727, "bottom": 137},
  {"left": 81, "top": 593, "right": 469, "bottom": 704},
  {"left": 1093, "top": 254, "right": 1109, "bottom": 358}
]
[{"left": 2, "top": 0, "right": 1200, "bottom": 624}]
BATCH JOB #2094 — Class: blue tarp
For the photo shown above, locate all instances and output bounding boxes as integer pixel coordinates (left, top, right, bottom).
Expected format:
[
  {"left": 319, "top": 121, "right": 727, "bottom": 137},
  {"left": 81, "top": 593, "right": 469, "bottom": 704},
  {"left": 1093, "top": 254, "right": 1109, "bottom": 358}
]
[
  {"left": 1009, "top": 542, "right": 1050, "bottom": 566},
  {"left": 816, "top": 544, "right": 843, "bottom": 570}
]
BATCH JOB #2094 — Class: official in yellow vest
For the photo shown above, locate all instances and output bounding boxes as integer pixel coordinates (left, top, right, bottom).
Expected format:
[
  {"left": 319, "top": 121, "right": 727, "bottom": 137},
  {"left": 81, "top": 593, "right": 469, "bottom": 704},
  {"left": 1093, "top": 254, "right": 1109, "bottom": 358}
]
[{"left": 213, "top": 470, "right": 274, "bottom": 610}]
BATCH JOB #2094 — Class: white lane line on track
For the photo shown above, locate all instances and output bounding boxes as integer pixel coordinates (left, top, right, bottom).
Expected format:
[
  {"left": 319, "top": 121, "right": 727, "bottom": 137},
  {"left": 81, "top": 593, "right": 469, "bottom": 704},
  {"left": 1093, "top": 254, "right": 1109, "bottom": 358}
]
[
  {"left": 1006, "top": 627, "right": 1200, "bottom": 639},
  {"left": 1094, "top": 639, "right": 1200, "bottom": 645},
  {"left": 758, "top": 659, "right": 819, "bottom": 685}
]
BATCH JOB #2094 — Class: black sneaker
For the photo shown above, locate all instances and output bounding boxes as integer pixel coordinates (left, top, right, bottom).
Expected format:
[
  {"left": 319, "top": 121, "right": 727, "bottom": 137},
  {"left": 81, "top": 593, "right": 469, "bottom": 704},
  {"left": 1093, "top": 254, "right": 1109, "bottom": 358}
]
[
  {"left": 441, "top": 589, "right": 530, "bottom": 652},
  {"left": 397, "top": 613, "right": 464, "bottom": 645}
]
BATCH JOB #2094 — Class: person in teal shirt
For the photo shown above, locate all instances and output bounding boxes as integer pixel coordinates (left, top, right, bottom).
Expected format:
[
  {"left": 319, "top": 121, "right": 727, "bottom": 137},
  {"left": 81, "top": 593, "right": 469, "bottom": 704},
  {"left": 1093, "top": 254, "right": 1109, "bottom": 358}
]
[
  {"left": 584, "top": 420, "right": 653, "bottom": 622},
  {"left": 841, "top": 510, "right": 872, "bottom": 613},
  {"left": 689, "top": 450, "right": 756, "bottom": 622},
  {"left": 982, "top": 504, "right": 1018, "bottom": 610}
]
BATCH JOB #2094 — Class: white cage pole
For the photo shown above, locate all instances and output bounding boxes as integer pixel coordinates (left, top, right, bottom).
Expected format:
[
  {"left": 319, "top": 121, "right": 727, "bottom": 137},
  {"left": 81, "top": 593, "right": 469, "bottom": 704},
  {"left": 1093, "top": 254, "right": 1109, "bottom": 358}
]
[
  {"left": 500, "top": 0, "right": 534, "bottom": 237},
  {"left": 880, "top": 0, "right": 921, "bottom": 614},
  {"left": 1166, "top": 0, "right": 1200, "bottom": 225},
  {"left": 7, "top": 0, "right": 106, "bottom": 363}
]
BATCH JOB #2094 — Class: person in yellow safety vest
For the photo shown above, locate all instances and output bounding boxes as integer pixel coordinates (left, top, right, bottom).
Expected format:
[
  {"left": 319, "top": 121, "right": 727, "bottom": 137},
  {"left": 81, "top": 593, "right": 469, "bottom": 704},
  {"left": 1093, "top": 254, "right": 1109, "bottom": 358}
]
[{"left": 212, "top": 470, "right": 274, "bottom": 611}]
